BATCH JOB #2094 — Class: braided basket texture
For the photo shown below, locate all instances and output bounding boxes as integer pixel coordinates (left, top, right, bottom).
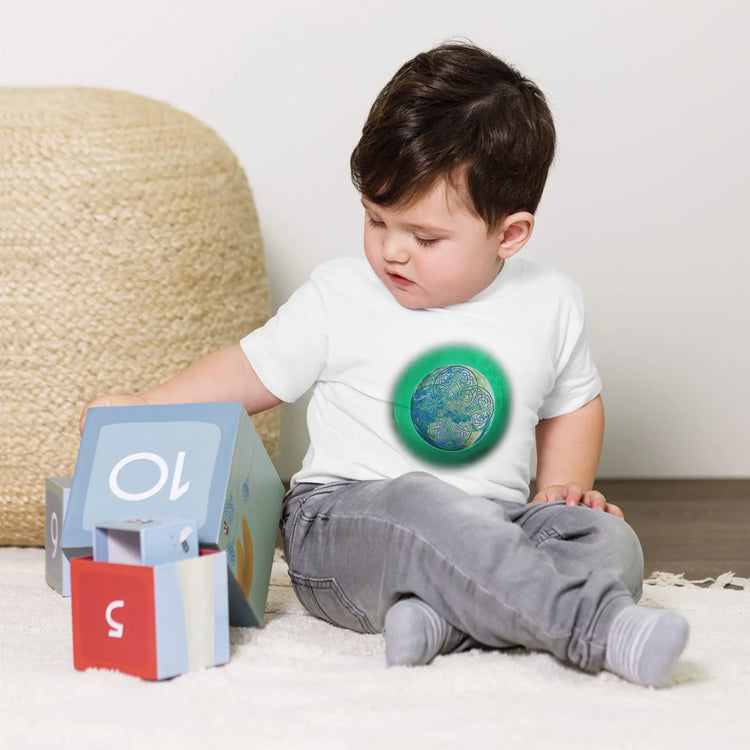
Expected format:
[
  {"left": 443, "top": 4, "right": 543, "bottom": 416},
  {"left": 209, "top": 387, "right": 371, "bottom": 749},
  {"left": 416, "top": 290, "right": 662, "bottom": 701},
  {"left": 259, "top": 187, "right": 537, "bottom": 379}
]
[{"left": 0, "top": 88, "right": 279, "bottom": 546}]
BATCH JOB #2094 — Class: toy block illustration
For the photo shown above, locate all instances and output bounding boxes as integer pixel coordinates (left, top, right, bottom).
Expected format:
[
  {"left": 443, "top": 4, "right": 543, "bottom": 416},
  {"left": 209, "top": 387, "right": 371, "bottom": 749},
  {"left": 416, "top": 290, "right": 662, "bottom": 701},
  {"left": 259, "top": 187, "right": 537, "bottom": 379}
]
[
  {"left": 46, "top": 477, "right": 88, "bottom": 596},
  {"left": 61, "top": 402, "right": 284, "bottom": 626},
  {"left": 94, "top": 518, "right": 198, "bottom": 567},
  {"left": 71, "top": 547, "right": 229, "bottom": 680}
]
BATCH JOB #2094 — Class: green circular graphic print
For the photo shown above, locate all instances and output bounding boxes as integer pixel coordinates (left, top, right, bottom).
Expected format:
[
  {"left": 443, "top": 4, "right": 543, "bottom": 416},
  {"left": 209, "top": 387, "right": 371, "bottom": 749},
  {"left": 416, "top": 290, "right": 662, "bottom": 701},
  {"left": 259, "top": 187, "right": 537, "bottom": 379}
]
[{"left": 393, "top": 346, "right": 511, "bottom": 465}]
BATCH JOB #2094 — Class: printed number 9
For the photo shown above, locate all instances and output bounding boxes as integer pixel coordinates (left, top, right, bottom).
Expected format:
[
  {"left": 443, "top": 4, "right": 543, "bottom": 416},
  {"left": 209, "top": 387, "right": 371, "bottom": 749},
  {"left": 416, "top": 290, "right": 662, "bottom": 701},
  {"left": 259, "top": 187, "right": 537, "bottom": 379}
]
[{"left": 49, "top": 511, "right": 59, "bottom": 559}]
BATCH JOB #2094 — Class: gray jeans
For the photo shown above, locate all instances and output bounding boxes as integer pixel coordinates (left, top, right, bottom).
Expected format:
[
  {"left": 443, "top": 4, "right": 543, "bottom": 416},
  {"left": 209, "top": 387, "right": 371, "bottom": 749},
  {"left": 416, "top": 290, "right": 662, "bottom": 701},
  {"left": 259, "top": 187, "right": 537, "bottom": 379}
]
[{"left": 281, "top": 471, "right": 644, "bottom": 672}]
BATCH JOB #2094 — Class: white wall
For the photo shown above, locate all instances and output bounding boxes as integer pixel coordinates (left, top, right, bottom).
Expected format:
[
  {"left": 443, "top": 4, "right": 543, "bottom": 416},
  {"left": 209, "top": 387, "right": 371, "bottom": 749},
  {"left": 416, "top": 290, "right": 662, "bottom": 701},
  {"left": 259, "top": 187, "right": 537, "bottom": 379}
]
[{"left": 3, "top": 0, "right": 748, "bottom": 479}]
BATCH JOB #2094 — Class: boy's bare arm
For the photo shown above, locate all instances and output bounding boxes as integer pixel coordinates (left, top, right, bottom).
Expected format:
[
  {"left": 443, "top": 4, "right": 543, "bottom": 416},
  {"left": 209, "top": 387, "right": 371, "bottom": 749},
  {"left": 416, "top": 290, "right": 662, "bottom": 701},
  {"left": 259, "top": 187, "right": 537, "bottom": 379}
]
[
  {"left": 79, "top": 344, "right": 282, "bottom": 434},
  {"left": 532, "top": 395, "right": 623, "bottom": 517}
]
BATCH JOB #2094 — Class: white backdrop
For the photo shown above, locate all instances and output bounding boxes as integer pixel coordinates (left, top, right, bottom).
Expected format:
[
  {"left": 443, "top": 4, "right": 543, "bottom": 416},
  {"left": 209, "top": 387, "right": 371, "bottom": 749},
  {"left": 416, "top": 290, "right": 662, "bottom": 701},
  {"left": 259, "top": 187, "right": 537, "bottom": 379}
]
[{"left": 2, "top": 0, "right": 748, "bottom": 480}]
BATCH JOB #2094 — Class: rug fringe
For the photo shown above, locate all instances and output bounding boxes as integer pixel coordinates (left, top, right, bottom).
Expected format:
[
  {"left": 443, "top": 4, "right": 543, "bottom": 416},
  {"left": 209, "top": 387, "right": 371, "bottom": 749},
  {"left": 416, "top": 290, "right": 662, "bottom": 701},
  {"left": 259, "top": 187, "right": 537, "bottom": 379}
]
[{"left": 646, "top": 571, "right": 750, "bottom": 591}]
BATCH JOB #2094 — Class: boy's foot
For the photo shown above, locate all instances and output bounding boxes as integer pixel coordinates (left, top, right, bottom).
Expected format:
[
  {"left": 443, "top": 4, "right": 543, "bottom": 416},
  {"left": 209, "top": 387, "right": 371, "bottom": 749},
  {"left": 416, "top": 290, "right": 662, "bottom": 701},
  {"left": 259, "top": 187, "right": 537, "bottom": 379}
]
[
  {"left": 384, "top": 597, "right": 467, "bottom": 667},
  {"left": 603, "top": 605, "right": 689, "bottom": 687}
]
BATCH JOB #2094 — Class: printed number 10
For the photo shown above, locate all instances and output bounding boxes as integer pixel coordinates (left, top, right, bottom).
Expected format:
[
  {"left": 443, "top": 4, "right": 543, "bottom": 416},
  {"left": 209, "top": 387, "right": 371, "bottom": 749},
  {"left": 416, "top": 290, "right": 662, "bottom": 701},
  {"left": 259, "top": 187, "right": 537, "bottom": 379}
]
[{"left": 109, "top": 451, "right": 190, "bottom": 502}]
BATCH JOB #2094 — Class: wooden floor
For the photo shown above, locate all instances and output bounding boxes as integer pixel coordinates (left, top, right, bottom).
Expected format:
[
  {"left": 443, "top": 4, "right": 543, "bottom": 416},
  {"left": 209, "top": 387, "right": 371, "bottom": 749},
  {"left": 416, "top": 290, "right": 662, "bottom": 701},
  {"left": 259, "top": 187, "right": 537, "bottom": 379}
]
[{"left": 594, "top": 479, "right": 750, "bottom": 579}]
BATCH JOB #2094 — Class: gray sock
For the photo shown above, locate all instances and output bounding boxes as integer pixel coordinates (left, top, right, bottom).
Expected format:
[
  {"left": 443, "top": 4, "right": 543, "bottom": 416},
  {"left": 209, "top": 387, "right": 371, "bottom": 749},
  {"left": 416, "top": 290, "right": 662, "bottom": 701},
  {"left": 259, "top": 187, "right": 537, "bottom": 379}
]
[
  {"left": 604, "top": 605, "right": 689, "bottom": 687},
  {"left": 384, "top": 597, "right": 467, "bottom": 667}
]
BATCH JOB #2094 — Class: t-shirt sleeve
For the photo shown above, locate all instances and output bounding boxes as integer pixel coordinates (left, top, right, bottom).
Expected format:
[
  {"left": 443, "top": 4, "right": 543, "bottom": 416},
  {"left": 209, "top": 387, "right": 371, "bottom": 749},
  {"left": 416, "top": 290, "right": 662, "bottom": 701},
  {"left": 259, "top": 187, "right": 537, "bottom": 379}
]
[
  {"left": 239, "top": 276, "right": 328, "bottom": 403},
  {"left": 538, "top": 283, "right": 602, "bottom": 420}
]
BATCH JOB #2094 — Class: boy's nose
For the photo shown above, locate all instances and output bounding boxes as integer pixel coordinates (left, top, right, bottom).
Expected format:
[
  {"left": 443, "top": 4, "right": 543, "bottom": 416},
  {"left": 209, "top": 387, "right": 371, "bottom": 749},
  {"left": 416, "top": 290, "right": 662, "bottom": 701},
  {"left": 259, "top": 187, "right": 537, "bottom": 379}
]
[{"left": 382, "top": 236, "right": 410, "bottom": 263}]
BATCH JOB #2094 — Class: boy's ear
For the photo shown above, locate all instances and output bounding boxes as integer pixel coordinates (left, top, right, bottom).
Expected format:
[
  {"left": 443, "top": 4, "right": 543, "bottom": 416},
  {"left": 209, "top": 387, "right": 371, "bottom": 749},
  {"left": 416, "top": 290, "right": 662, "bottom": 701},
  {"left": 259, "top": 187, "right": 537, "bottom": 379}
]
[{"left": 496, "top": 211, "right": 534, "bottom": 260}]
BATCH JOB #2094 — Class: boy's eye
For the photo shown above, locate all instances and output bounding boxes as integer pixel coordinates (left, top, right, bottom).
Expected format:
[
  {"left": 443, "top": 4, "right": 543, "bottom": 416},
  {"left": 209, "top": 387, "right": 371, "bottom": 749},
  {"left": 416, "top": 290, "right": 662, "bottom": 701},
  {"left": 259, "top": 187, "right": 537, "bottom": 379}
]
[{"left": 367, "top": 214, "right": 439, "bottom": 247}]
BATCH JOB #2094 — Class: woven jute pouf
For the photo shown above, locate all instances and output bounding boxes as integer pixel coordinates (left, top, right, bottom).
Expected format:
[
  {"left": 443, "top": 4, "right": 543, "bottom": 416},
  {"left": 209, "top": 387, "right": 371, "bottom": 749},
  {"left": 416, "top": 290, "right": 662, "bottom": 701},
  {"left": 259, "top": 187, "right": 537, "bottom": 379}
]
[{"left": 0, "top": 88, "right": 279, "bottom": 546}]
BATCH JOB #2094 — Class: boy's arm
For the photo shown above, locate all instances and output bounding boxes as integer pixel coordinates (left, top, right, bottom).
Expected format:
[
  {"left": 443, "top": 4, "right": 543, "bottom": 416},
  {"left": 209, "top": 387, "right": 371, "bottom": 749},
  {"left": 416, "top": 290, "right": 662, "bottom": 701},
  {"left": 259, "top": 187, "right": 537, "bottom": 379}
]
[
  {"left": 79, "top": 344, "right": 282, "bottom": 434},
  {"left": 531, "top": 395, "right": 623, "bottom": 518}
]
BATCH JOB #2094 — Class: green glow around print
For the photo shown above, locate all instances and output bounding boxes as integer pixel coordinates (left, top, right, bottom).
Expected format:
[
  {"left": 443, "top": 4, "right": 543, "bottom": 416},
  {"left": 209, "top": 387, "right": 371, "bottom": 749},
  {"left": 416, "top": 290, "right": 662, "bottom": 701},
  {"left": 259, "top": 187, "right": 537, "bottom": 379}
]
[{"left": 392, "top": 345, "right": 511, "bottom": 466}]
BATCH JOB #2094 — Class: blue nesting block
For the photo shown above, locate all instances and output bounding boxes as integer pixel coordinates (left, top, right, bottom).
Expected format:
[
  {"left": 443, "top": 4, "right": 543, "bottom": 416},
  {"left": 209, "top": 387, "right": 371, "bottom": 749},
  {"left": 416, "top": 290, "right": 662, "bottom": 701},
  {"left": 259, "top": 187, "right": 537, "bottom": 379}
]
[
  {"left": 46, "top": 477, "right": 77, "bottom": 595},
  {"left": 93, "top": 518, "right": 198, "bottom": 566},
  {"left": 61, "top": 402, "right": 284, "bottom": 626}
]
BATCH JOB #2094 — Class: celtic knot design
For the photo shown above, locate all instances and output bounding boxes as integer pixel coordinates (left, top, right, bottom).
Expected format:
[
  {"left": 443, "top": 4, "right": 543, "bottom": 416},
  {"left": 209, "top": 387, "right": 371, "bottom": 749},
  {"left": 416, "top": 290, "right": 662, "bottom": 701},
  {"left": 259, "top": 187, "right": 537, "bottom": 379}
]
[{"left": 410, "top": 365, "right": 495, "bottom": 451}]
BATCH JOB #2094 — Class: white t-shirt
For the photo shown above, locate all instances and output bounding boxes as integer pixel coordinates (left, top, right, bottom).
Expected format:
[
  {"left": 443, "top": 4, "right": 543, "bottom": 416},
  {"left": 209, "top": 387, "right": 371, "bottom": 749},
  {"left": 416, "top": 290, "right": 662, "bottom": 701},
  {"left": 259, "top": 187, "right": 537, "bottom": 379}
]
[{"left": 241, "top": 257, "right": 601, "bottom": 504}]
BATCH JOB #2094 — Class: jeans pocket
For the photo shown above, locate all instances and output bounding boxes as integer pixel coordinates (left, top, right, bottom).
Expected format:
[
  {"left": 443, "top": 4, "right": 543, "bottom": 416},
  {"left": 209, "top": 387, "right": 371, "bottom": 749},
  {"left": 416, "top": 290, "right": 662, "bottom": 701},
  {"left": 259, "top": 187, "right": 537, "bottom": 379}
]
[{"left": 288, "top": 570, "right": 376, "bottom": 634}]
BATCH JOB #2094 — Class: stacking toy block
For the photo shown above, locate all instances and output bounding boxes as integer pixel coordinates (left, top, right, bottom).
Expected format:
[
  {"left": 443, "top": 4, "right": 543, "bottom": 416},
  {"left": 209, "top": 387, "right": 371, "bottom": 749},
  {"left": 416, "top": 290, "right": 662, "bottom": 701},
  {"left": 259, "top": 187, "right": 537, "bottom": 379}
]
[
  {"left": 46, "top": 477, "right": 87, "bottom": 596},
  {"left": 94, "top": 518, "right": 198, "bottom": 566},
  {"left": 71, "top": 549, "right": 229, "bottom": 680},
  {"left": 61, "top": 402, "right": 284, "bottom": 626}
]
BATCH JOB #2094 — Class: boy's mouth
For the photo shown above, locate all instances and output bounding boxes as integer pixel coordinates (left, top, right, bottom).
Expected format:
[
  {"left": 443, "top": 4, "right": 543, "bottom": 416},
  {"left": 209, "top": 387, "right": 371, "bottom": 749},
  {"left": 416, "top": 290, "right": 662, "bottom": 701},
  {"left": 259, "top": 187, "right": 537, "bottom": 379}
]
[{"left": 387, "top": 271, "right": 415, "bottom": 288}]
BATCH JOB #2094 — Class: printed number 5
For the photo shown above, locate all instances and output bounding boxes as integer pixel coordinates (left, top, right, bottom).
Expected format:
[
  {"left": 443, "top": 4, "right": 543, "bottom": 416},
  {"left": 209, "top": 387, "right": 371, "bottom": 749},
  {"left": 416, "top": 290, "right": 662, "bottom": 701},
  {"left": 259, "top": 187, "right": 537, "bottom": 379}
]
[{"left": 106, "top": 600, "right": 125, "bottom": 638}]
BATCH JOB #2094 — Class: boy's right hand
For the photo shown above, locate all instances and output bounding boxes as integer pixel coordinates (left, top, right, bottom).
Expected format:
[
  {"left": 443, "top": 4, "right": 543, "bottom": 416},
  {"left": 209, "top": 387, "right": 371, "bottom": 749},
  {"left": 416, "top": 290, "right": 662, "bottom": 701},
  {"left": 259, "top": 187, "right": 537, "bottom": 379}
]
[{"left": 79, "top": 394, "right": 147, "bottom": 435}]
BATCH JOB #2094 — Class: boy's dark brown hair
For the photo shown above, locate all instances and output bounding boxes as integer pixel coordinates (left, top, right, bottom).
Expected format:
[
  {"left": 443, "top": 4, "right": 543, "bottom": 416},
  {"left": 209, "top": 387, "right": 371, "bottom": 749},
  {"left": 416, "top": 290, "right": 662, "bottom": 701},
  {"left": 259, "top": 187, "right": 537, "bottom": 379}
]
[{"left": 350, "top": 42, "right": 556, "bottom": 230}]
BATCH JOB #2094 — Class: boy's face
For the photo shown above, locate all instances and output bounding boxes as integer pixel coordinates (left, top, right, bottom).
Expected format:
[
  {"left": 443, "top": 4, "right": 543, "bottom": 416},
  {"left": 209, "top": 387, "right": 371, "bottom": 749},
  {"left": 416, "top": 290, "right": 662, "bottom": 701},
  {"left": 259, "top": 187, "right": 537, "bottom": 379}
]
[{"left": 362, "top": 179, "right": 510, "bottom": 309}]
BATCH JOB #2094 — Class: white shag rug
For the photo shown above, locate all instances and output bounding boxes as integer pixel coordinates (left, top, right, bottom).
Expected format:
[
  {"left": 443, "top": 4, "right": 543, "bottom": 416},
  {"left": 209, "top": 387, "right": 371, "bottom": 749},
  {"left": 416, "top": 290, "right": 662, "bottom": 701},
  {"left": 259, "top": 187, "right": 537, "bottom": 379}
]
[{"left": 1, "top": 548, "right": 749, "bottom": 750}]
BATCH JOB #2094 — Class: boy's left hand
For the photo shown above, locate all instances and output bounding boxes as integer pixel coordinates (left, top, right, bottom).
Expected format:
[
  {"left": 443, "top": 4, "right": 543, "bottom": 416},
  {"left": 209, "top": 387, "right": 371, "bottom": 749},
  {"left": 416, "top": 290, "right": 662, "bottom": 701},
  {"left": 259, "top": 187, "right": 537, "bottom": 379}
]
[{"left": 530, "top": 483, "right": 624, "bottom": 519}]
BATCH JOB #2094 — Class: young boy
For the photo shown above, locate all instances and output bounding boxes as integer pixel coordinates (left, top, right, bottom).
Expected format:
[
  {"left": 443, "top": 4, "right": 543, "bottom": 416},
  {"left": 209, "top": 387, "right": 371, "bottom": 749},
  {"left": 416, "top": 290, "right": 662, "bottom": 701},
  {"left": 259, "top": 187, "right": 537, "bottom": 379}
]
[{"left": 82, "top": 42, "right": 689, "bottom": 686}]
